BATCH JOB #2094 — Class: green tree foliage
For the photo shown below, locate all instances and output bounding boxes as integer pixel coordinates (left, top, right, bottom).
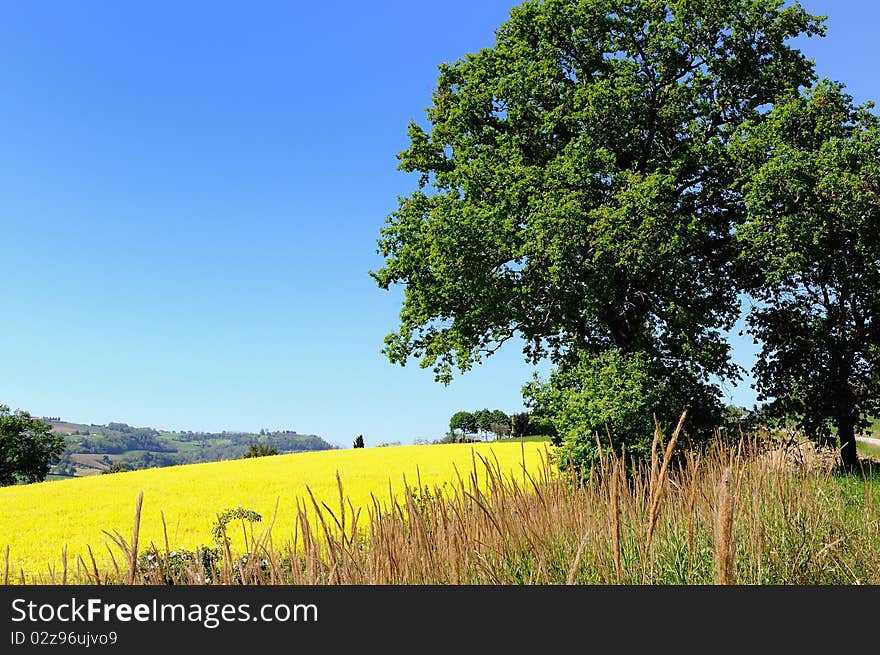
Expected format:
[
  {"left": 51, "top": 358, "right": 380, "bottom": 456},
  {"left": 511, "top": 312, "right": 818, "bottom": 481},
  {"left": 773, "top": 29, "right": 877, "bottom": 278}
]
[
  {"left": 211, "top": 507, "right": 262, "bottom": 545},
  {"left": 491, "top": 409, "right": 509, "bottom": 426},
  {"left": 488, "top": 409, "right": 511, "bottom": 438},
  {"left": 449, "top": 410, "right": 477, "bottom": 436},
  {"left": 524, "top": 350, "right": 664, "bottom": 467},
  {"left": 473, "top": 408, "right": 512, "bottom": 438},
  {"left": 242, "top": 443, "right": 280, "bottom": 459},
  {"left": 474, "top": 409, "right": 493, "bottom": 437},
  {"left": 510, "top": 412, "right": 532, "bottom": 438},
  {"left": 450, "top": 409, "right": 511, "bottom": 439},
  {"left": 353, "top": 434, "right": 365, "bottom": 448},
  {"left": 0, "top": 405, "right": 65, "bottom": 486},
  {"left": 528, "top": 414, "right": 559, "bottom": 440},
  {"left": 733, "top": 81, "right": 880, "bottom": 469},
  {"left": 372, "top": 0, "right": 825, "bottom": 455},
  {"left": 101, "top": 462, "right": 131, "bottom": 475}
]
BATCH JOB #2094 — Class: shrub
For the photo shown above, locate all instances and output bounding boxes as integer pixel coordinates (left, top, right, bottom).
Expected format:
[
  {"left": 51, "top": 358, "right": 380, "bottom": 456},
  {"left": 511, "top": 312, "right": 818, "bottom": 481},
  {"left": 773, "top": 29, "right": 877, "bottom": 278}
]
[
  {"left": 527, "top": 415, "right": 558, "bottom": 440},
  {"left": 101, "top": 462, "right": 130, "bottom": 474},
  {"left": 242, "top": 444, "right": 279, "bottom": 458},
  {"left": 211, "top": 506, "right": 262, "bottom": 544},
  {"left": 137, "top": 545, "right": 220, "bottom": 584},
  {"left": 523, "top": 350, "right": 665, "bottom": 471}
]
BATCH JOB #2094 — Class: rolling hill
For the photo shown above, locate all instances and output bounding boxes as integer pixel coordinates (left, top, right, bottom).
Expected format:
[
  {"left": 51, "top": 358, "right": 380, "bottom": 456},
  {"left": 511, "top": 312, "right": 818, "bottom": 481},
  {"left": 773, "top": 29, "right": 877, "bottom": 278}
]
[{"left": 39, "top": 417, "right": 336, "bottom": 478}]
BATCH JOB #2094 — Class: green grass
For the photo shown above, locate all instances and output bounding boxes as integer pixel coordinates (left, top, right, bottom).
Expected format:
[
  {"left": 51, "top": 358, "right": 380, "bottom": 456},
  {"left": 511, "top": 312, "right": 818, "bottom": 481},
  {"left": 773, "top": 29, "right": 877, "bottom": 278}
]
[
  {"left": 497, "top": 434, "right": 553, "bottom": 443},
  {"left": 858, "top": 439, "right": 880, "bottom": 459}
]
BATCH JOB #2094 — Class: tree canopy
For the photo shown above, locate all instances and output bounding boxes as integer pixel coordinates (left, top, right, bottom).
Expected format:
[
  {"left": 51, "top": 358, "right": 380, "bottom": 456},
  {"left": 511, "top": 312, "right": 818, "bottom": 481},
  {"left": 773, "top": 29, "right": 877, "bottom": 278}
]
[
  {"left": 524, "top": 349, "right": 664, "bottom": 464},
  {"left": 733, "top": 81, "right": 880, "bottom": 468},
  {"left": 449, "top": 409, "right": 511, "bottom": 439},
  {"left": 449, "top": 410, "right": 478, "bottom": 437},
  {"left": 373, "top": 0, "right": 825, "bottom": 456},
  {"left": 0, "top": 405, "right": 65, "bottom": 485}
]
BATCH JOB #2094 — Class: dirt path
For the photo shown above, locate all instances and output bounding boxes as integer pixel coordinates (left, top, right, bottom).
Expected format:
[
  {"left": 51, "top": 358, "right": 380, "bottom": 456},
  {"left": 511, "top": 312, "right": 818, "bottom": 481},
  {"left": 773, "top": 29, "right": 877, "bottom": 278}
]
[{"left": 857, "top": 436, "right": 880, "bottom": 448}]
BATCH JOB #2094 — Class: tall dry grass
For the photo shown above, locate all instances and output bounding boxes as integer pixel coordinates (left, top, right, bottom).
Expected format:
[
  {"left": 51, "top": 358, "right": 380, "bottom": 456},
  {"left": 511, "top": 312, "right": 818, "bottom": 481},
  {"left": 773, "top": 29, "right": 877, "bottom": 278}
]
[{"left": 12, "top": 431, "right": 880, "bottom": 585}]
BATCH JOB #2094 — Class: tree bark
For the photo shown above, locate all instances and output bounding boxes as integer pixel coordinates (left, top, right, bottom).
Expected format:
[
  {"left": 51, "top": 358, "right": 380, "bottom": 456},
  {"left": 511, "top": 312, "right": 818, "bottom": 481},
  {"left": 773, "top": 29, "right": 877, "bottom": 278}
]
[{"left": 836, "top": 414, "right": 859, "bottom": 471}]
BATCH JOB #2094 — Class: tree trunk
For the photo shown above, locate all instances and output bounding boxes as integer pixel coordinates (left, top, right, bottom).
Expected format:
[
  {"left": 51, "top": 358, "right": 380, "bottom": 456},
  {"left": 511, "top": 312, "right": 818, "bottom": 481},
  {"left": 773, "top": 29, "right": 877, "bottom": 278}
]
[{"left": 836, "top": 414, "right": 858, "bottom": 471}]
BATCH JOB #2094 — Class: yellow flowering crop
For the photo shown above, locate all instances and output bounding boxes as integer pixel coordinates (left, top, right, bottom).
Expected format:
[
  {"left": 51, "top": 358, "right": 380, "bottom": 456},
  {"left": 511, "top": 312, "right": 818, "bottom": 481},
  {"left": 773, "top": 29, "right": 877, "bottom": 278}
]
[{"left": 0, "top": 441, "right": 550, "bottom": 582}]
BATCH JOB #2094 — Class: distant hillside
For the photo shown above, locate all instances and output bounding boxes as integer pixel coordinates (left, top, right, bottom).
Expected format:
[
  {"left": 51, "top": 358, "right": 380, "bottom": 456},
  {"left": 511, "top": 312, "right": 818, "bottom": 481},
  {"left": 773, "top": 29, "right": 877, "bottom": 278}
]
[{"left": 38, "top": 417, "right": 336, "bottom": 479}]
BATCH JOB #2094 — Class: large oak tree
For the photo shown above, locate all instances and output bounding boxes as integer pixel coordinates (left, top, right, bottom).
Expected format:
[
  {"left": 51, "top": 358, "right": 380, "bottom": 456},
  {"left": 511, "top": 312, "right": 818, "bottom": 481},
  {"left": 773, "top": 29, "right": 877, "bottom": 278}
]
[{"left": 373, "top": 0, "right": 824, "bottom": 447}]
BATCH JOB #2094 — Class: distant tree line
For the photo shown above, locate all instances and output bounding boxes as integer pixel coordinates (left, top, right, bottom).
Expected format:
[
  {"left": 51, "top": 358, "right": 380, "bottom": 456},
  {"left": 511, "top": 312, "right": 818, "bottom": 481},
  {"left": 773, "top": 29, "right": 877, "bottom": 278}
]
[
  {"left": 448, "top": 409, "right": 511, "bottom": 441},
  {"left": 18, "top": 420, "right": 338, "bottom": 479},
  {"left": 74, "top": 433, "right": 172, "bottom": 455}
]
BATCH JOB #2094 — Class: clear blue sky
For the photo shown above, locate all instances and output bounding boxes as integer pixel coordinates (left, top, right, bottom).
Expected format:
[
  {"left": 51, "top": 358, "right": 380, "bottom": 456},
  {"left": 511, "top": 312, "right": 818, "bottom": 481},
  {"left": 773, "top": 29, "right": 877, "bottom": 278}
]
[{"left": 1, "top": 1, "right": 876, "bottom": 447}]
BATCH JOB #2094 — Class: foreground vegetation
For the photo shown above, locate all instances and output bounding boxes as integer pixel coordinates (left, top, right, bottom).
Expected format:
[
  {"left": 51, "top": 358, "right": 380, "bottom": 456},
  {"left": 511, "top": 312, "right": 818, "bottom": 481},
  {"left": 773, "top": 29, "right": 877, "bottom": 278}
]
[{"left": 5, "top": 431, "right": 879, "bottom": 585}]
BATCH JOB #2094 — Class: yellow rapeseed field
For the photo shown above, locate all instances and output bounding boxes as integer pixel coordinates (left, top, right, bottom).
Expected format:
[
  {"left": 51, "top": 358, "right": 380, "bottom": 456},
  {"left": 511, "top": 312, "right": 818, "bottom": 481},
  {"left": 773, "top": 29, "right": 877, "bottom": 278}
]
[{"left": 0, "top": 441, "right": 549, "bottom": 582}]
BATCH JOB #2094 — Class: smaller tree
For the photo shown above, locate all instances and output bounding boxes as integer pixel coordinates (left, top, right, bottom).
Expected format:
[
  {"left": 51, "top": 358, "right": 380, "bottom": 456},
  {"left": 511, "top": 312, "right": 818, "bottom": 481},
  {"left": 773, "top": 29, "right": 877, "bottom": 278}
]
[
  {"left": 0, "top": 405, "right": 65, "bottom": 486},
  {"left": 353, "top": 434, "right": 365, "bottom": 448},
  {"left": 449, "top": 411, "right": 476, "bottom": 438},
  {"left": 242, "top": 444, "right": 279, "bottom": 459},
  {"left": 734, "top": 81, "right": 880, "bottom": 469},
  {"left": 523, "top": 350, "right": 665, "bottom": 471},
  {"left": 510, "top": 412, "right": 531, "bottom": 439},
  {"left": 473, "top": 409, "right": 494, "bottom": 440},
  {"left": 487, "top": 410, "right": 510, "bottom": 439}
]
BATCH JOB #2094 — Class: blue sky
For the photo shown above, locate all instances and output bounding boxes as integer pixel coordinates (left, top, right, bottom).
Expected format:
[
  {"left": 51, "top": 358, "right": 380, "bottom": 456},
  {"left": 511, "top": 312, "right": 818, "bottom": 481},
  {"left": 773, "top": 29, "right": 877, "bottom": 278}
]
[{"left": 1, "top": 1, "right": 876, "bottom": 447}]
